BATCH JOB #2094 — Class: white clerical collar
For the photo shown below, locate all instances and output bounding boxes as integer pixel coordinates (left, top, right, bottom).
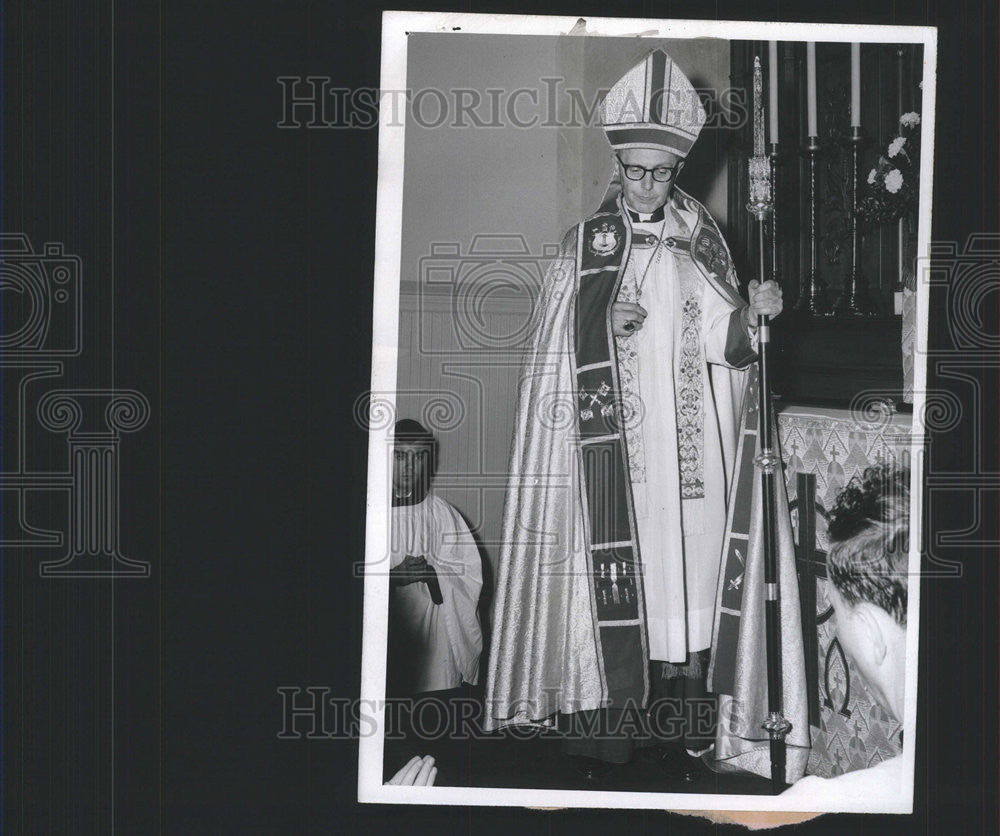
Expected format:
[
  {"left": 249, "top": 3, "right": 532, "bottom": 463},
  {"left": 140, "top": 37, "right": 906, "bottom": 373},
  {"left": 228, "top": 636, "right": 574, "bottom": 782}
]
[{"left": 624, "top": 202, "right": 667, "bottom": 223}]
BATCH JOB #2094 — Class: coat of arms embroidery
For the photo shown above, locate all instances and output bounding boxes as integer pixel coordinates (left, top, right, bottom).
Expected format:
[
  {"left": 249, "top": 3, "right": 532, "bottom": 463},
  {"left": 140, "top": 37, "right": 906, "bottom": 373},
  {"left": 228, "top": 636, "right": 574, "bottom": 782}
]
[
  {"left": 694, "top": 229, "right": 730, "bottom": 277},
  {"left": 588, "top": 222, "right": 622, "bottom": 257}
]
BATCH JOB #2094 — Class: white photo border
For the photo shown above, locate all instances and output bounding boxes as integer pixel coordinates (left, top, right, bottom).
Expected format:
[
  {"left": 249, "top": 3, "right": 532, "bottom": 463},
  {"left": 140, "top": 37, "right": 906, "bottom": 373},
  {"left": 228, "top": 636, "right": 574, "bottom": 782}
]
[{"left": 360, "top": 10, "right": 936, "bottom": 814}]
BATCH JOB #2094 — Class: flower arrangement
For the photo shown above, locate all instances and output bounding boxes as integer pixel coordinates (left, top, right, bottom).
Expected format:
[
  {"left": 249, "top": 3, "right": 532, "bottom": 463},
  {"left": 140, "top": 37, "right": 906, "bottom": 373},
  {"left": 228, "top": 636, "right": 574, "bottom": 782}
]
[{"left": 857, "top": 112, "right": 921, "bottom": 227}]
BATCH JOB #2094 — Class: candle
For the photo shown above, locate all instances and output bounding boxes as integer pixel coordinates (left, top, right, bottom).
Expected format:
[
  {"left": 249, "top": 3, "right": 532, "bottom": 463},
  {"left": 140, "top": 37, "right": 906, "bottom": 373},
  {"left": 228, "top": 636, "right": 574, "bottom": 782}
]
[
  {"left": 769, "top": 41, "right": 779, "bottom": 143},
  {"left": 851, "top": 43, "right": 861, "bottom": 127},
  {"left": 807, "top": 42, "right": 817, "bottom": 138}
]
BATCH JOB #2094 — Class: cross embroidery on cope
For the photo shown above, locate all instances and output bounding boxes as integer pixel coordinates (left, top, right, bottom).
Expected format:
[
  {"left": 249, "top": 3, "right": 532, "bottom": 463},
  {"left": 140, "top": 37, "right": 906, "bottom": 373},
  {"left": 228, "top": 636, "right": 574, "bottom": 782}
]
[{"left": 579, "top": 380, "right": 612, "bottom": 423}]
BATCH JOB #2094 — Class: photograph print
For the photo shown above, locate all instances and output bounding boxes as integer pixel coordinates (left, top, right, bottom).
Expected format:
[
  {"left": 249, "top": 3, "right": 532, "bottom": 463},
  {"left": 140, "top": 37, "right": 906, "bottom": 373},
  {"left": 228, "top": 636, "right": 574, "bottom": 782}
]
[{"left": 361, "top": 12, "right": 934, "bottom": 815}]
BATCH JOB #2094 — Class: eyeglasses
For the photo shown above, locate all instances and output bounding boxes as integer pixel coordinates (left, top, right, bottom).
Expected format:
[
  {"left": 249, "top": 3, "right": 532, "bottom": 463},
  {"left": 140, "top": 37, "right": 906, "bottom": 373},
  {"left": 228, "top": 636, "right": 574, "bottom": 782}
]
[{"left": 616, "top": 155, "right": 683, "bottom": 183}]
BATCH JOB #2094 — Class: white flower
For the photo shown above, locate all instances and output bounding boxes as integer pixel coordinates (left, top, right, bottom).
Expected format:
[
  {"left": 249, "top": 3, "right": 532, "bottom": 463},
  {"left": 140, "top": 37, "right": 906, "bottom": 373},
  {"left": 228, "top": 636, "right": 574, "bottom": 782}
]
[
  {"left": 888, "top": 136, "right": 907, "bottom": 157},
  {"left": 867, "top": 168, "right": 878, "bottom": 185},
  {"left": 885, "top": 169, "right": 904, "bottom": 194},
  {"left": 900, "top": 112, "right": 921, "bottom": 128}
]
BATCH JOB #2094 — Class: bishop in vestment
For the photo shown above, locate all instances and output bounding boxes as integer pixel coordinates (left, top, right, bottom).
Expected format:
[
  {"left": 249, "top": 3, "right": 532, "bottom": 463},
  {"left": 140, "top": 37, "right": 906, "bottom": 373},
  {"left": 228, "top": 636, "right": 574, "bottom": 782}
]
[{"left": 485, "top": 49, "right": 783, "bottom": 768}]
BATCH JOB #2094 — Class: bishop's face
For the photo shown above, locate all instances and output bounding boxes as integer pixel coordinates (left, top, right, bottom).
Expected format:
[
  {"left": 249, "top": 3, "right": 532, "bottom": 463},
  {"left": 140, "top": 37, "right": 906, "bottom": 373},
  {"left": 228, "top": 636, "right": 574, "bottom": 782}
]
[{"left": 616, "top": 147, "right": 684, "bottom": 215}]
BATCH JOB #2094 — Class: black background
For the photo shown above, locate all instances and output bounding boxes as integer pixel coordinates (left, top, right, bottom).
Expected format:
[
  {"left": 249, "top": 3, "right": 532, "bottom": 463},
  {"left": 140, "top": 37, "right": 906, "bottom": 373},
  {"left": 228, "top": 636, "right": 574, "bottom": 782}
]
[{"left": 2, "top": 1, "right": 997, "bottom": 833}]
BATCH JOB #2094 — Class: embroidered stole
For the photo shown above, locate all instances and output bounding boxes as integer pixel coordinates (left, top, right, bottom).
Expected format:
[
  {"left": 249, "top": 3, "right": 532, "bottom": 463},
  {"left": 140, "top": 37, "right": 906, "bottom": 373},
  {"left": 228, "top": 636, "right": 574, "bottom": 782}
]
[
  {"left": 572, "top": 193, "right": 746, "bottom": 710},
  {"left": 574, "top": 205, "right": 649, "bottom": 711}
]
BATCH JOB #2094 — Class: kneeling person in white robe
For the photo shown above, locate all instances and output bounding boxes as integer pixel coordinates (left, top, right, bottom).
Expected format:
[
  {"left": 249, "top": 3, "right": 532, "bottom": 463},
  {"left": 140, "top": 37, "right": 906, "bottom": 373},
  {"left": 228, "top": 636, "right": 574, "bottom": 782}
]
[
  {"left": 782, "top": 464, "right": 909, "bottom": 804},
  {"left": 388, "top": 419, "right": 484, "bottom": 696}
]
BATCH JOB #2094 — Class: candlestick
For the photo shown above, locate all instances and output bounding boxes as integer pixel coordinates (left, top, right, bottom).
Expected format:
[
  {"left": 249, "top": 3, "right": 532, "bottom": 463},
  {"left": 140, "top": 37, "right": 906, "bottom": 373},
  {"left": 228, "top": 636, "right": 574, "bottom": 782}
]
[
  {"left": 806, "top": 43, "right": 817, "bottom": 138},
  {"left": 769, "top": 41, "right": 779, "bottom": 144},
  {"left": 795, "top": 136, "right": 830, "bottom": 316},
  {"left": 851, "top": 44, "right": 861, "bottom": 128},
  {"left": 835, "top": 127, "right": 872, "bottom": 315}
]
